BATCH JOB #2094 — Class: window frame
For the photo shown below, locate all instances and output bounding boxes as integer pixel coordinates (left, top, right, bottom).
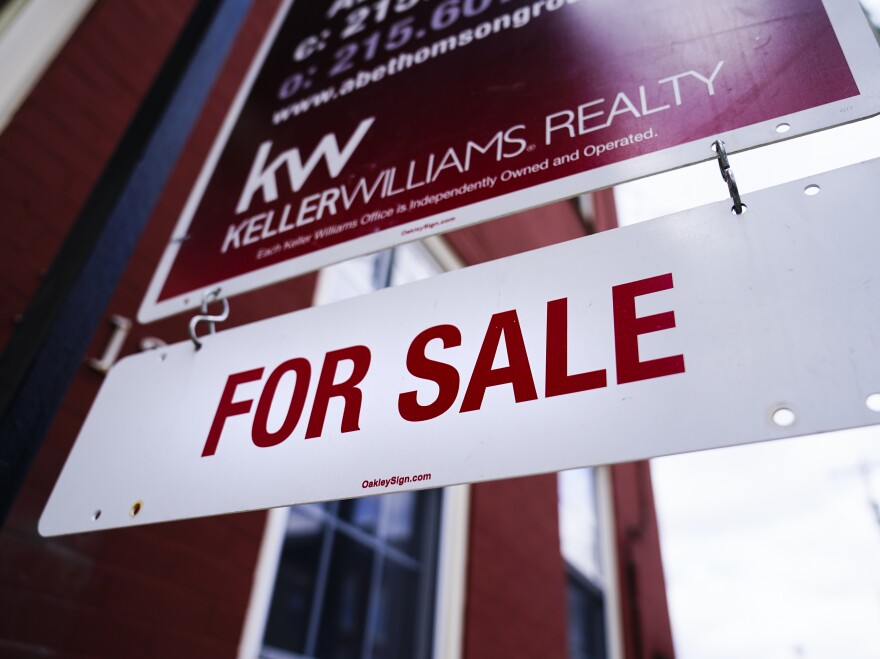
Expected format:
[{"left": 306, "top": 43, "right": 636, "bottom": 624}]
[
  {"left": 259, "top": 495, "right": 442, "bottom": 659},
  {"left": 240, "top": 487, "right": 471, "bottom": 659}
]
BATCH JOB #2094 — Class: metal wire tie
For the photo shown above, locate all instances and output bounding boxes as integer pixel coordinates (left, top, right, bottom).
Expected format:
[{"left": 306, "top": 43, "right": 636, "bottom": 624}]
[
  {"left": 188, "top": 288, "right": 229, "bottom": 351},
  {"left": 713, "top": 139, "right": 745, "bottom": 215}
]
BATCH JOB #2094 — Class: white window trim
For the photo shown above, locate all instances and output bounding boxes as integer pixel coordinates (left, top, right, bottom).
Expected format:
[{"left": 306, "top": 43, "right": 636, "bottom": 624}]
[
  {"left": 238, "top": 506, "right": 290, "bottom": 659},
  {"left": 430, "top": 484, "right": 470, "bottom": 659},
  {"left": 596, "top": 466, "right": 624, "bottom": 659},
  {"left": 237, "top": 487, "right": 471, "bottom": 659},
  {"left": 0, "top": 0, "right": 95, "bottom": 134}
]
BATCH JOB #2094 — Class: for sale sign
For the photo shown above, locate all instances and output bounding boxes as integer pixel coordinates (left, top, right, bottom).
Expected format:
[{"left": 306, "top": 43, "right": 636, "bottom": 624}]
[
  {"left": 138, "top": 0, "right": 880, "bottom": 321},
  {"left": 46, "top": 159, "right": 880, "bottom": 535}
]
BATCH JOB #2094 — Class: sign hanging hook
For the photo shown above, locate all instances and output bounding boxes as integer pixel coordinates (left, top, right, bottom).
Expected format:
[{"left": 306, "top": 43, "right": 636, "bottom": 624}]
[
  {"left": 712, "top": 140, "right": 745, "bottom": 215},
  {"left": 188, "top": 288, "right": 229, "bottom": 351}
]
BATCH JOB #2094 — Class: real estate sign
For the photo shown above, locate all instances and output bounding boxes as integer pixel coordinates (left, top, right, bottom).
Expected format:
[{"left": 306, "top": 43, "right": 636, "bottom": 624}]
[
  {"left": 138, "top": 0, "right": 880, "bottom": 321},
  {"left": 45, "top": 159, "right": 880, "bottom": 535}
]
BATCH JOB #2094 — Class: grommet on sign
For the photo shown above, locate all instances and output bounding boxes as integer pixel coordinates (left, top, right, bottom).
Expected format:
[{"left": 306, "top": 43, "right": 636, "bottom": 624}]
[
  {"left": 712, "top": 140, "right": 745, "bottom": 215},
  {"left": 188, "top": 288, "right": 229, "bottom": 351}
]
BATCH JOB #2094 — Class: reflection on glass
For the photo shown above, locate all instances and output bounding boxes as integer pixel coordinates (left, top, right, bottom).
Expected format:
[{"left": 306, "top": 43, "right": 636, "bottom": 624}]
[
  {"left": 340, "top": 497, "right": 381, "bottom": 536},
  {"left": 262, "top": 493, "right": 440, "bottom": 658},
  {"left": 559, "top": 468, "right": 606, "bottom": 659},
  {"left": 567, "top": 579, "right": 605, "bottom": 659},
  {"left": 263, "top": 509, "right": 324, "bottom": 653},
  {"left": 285, "top": 504, "right": 322, "bottom": 537},
  {"left": 316, "top": 534, "right": 373, "bottom": 659},
  {"left": 383, "top": 492, "right": 418, "bottom": 556},
  {"left": 371, "top": 561, "right": 418, "bottom": 659},
  {"left": 558, "top": 468, "right": 603, "bottom": 585}
]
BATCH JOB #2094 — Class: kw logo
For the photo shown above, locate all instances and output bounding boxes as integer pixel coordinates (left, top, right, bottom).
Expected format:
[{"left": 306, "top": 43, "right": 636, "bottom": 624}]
[{"left": 235, "top": 117, "right": 375, "bottom": 214}]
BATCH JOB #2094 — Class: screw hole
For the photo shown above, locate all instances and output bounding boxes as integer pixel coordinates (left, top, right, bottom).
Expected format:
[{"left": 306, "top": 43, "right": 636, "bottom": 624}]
[
  {"left": 160, "top": 353, "right": 167, "bottom": 361},
  {"left": 130, "top": 501, "right": 143, "bottom": 518},
  {"left": 776, "top": 122, "right": 791, "bottom": 134},
  {"left": 804, "top": 184, "right": 820, "bottom": 196},
  {"left": 92, "top": 510, "right": 101, "bottom": 521},
  {"left": 772, "top": 407, "right": 796, "bottom": 427},
  {"left": 867, "top": 394, "right": 880, "bottom": 412}
]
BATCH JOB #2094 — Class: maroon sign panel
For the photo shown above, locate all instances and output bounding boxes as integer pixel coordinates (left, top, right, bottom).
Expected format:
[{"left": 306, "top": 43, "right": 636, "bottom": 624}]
[{"left": 140, "top": 0, "right": 870, "bottom": 321}]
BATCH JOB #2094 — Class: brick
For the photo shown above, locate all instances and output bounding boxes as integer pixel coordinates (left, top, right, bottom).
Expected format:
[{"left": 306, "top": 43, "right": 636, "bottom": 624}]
[
  {"left": 0, "top": 154, "right": 45, "bottom": 200},
  {"left": 0, "top": 251, "right": 42, "bottom": 303},
  {"left": 34, "top": 60, "right": 136, "bottom": 137},
  {"left": 152, "top": 627, "right": 234, "bottom": 659},
  {"left": 0, "top": 132, "right": 78, "bottom": 195},
  {"left": 147, "top": 513, "right": 264, "bottom": 573},
  {"left": 87, "top": 526, "right": 256, "bottom": 606},
  {"left": 15, "top": 108, "right": 105, "bottom": 177},
  {"left": 0, "top": 531, "right": 99, "bottom": 603},
  {"left": 0, "top": 639, "right": 60, "bottom": 658},
  {"left": 206, "top": 600, "right": 247, "bottom": 647},
  {"left": 464, "top": 475, "right": 568, "bottom": 659},
  {"left": 96, "top": 562, "right": 214, "bottom": 633},
  {"left": 0, "top": 2, "right": 291, "bottom": 658},
  {"left": 28, "top": 93, "right": 114, "bottom": 152},
  {"left": 74, "top": 40, "right": 152, "bottom": 101},
  {"left": 0, "top": 584, "right": 156, "bottom": 658},
  {"left": 446, "top": 200, "right": 585, "bottom": 266},
  {"left": 86, "top": 13, "right": 185, "bottom": 93}
]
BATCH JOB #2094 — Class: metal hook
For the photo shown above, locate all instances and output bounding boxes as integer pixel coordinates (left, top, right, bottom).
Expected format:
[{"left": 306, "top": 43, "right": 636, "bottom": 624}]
[
  {"left": 188, "top": 288, "right": 229, "bottom": 351},
  {"left": 712, "top": 140, "right": 745, "bottom": 215}
]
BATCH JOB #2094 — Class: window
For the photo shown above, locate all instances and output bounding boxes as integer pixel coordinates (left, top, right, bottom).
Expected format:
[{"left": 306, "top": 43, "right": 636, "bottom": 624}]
[
  {"left": 566, "top": 569, "right": 606, "bottom": 659},
  {"left": 559, "top": 468, "right": 607, "bottom": 659},
  {"left": 261, "top": 493, "right": 442, "bottom": 659}
]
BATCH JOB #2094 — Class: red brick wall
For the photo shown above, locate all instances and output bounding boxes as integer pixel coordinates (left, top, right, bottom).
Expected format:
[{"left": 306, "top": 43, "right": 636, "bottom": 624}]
[
  {"left": 463, "top": 475, "right": 570, "bottom": 659},
  {"left": 611, "top": 463, "right": 676, "bottom": 659},
  {"left": 450, "top": 194, "right": 676, "bottom": 659},
  {"left": 444, "top": 200, "right": 586, "bottom": 266},
  {"left": 0, "top": 1, "right": 196, "bottom": 353},
  {"left": 0, "top": 2, "right": 319, "bottom": 657},
  {"left": 0, "top": 0, "right": 585, "bottom": 654},
  {"left": 445, "top": 201, "right": 587, "bottom": 659},
  {"left": 0, "top": 0, "right": 674, "bottom": 655}
]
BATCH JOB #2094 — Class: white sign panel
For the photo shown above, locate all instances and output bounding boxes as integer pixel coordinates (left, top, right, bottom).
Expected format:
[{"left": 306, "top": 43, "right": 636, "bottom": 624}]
[{"left": 43, "top": 159, "right": 880, "bottom": 536}]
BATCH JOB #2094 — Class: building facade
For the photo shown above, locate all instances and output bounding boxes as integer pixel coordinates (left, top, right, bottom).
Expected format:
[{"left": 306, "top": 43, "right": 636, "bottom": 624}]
[{"left": 0, "top": 2, "right": 672, "bottom": 657}]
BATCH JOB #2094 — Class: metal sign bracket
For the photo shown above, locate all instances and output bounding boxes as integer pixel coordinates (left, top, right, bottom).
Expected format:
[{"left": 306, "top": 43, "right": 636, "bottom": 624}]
[
  {"left": 188, "top": 288, "right": 229, "bottom": 351},
  {"left": 713, "top": 140, "right": 746, "bottom": 215}
]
